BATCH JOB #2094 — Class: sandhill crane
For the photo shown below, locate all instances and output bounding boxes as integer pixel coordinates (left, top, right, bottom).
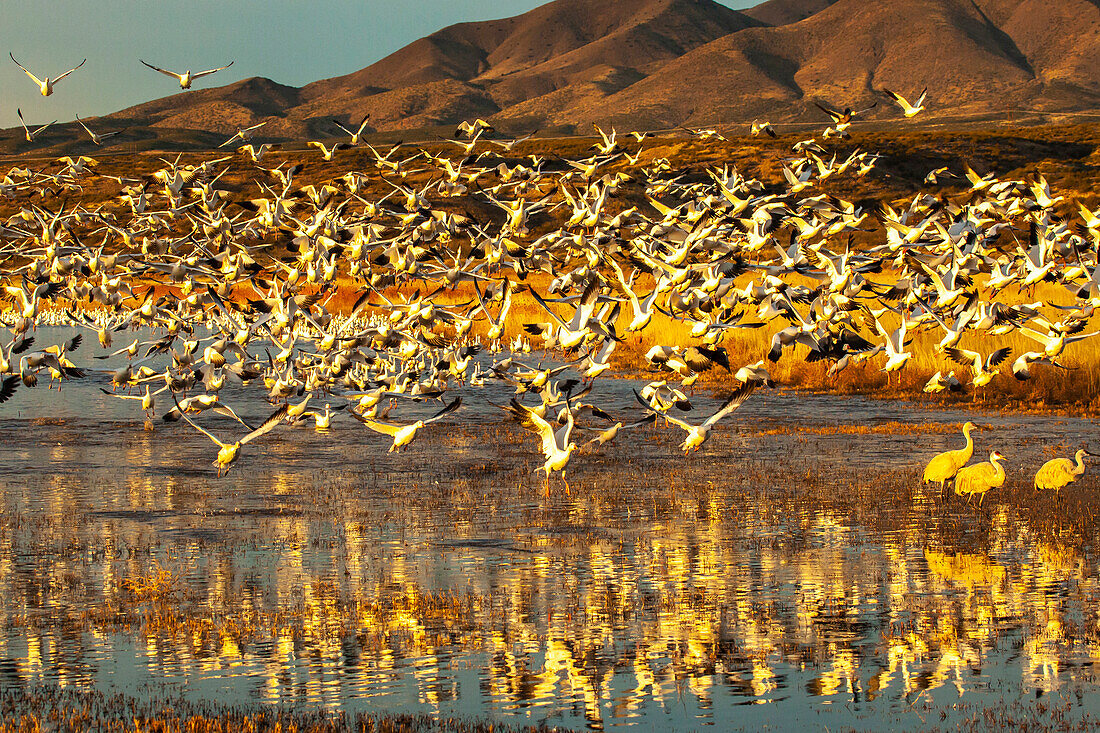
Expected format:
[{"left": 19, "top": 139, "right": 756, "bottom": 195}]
[
  {"left": 1035, "top": 449, "right": 1093, "bottom": 495},
  {"left": 923, "top": 421, "right": 976, "bottom": 493},
  {"left": 10, "top": 53, "right": 85, "bottom": 96},
  {"left": 954, "top": 451, "right": 1007, "bottom": 506}
]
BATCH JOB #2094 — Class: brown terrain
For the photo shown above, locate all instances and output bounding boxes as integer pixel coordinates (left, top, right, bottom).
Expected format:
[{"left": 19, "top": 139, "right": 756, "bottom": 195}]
[{"left": 2, "top": 0, "right": 1100, "bottom": 154}]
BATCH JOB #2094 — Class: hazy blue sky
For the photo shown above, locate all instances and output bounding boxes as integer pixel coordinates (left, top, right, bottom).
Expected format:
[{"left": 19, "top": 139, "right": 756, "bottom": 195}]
[{"left": 1, "top": 1, "right": 753, "bottom": 130}]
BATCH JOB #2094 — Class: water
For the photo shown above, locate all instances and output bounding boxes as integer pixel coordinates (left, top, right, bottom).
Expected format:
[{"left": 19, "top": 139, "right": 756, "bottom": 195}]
[{"left": 1, "top": 331, "right": 1099, "bottom": 729}]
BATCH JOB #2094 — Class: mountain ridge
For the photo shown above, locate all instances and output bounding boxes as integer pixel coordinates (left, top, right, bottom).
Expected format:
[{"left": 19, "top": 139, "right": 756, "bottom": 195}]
[{"left": 5, "top": 0, "right": 1100, "bottom": 152}]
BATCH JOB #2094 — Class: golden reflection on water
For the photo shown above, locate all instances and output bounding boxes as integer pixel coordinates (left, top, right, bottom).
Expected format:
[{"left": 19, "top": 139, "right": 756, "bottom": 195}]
[{"left": 1, "top": 418, "right": 1100, "bottom": 729}]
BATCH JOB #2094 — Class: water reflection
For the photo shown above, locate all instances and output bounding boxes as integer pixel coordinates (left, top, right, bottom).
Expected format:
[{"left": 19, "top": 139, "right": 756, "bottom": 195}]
[{"left": 0, "top": 374, "right": 1099, "bottom": 729}]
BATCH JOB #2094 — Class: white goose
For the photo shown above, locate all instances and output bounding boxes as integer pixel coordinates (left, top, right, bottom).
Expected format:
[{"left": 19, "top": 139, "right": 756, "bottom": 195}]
[
  {"left": 882, "top": 88, "right": 927, "bottom": 117},
  {"left": 171, "top": 396, "right": 288, "bottom": 477},
  {"left": 10, "top": 53, "right": 85, "bottom": 96},
  {"left": 350, "top": 396, "right": 461, "bottom": 452},
  {"left": 333, "top": 114, "right": 371, "bottom": 145},
  {"left": 504, "top": 398, "right": 577, "bottom": 493},
  {"left": 75, "top": 115, "right": 122, "bottom": 146},
  {"left": 139, "top": 59, "right": 233, "bottom": 89},
  {"left": 635, "top": 381, "right": 755, "bottom": 453},
  {"left": 16, "top": 108, "right": 56, "bottom": 142}
]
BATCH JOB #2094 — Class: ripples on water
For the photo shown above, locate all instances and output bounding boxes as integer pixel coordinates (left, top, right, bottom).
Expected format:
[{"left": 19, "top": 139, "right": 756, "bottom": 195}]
[{"left": 1, "top": 344, "right": 1099, "bottom": 730}]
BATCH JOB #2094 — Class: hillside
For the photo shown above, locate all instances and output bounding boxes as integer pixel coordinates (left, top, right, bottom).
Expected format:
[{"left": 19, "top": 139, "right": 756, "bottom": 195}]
[{"left": 3, "top": 0, "right": 1100, "bottom": 153}]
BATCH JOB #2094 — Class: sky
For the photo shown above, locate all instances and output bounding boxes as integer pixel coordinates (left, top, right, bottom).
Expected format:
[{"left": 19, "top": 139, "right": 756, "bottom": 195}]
[{"left": 1, "top": 0, "right": 753, "bottom": 131}]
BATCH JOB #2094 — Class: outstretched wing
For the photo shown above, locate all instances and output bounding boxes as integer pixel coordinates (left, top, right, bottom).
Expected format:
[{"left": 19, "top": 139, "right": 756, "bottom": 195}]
[
  {"left": 194, "top": 61, "right": 233, "bottom": 79},
  {"left": 0, "top": 375, "right": 19, "bottom": 404},
  {"left": 53, "top": 58, "right": 86, "bottom": 83},
  {"left": 10, "top": 53, "right": 45, "bottom": 86},
  {"left": 424, "top": 396, "right": 462, "bottom": 424},
  {"left": 987, "top": 347, "right": 1012, "bottom": 369},
  {"left": 239, "top": 403, "right": 289, "bottom": 445},
  {"left": 702, "top": 381, "right": 757, "bottom": 428},
  {"left": 140, "top": 59, "right": 181, "bottom": 80},
  {"left": 348, "top": 411, "right": 404, "bottom": 436}
]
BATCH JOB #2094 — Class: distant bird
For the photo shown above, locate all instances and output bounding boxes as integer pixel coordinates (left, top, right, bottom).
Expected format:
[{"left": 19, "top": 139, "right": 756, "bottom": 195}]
[
  {"left": 814, "top": 100, "right": 876, "bottom": 137},
  {"left": 139, "top": 59, "right": 233, "bottom": 89},
  {"left": 75, "top": 115, "right": 122, "bottom": 146},
  {"left": 750, "top": 120, "right": 776, "bottom": 138},
  {"left": 219, "top": 121, "right": 268, "bottom": 148},
  {"left": 10, "top": 53, "right": 85, "bottom": 96},
  {"left": 332, "top": 114, "right": 371, "bottom": 145},
  {"left": 954, "top": 451, "right": 1007, "bottom": 506},
  {"left": 349, "top": 397, "right": 461, "bottom": 452},
  {"left": 456, "top": 119, "right": 494, "bottom": 139},
  {"left": 16, "top": 108, "right": 56, "bottom": 142},
  {"left": 1035, "top": 449, "right": 1093, "bottom": 495},
  {"left": 172, "top": 397, "right": 288, "bottom": 477},
  {"left": 924, "top": 167, "right": 957, "bottom": 185},
  {"left": 584, "top": 413, "right": 655, "bottom": 449},
  {"left": 308, "top": 140, "right": 350, "bottom": 160},
  {"left": 923, "top": 421, "right": 976, "bottom": 493},
  {"left": 882, "top": 88, "right": 927, "bottom": 117}
]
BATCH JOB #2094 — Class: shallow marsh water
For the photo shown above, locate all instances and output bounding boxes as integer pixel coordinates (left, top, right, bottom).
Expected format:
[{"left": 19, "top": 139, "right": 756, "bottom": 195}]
[{"left": 1, "top": 339, "right": 1100, "bottom": 729}]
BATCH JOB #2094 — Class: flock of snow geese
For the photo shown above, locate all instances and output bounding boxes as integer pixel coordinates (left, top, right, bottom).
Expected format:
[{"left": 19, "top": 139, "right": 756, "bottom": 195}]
[{"left": 1, "top": 54, "right": 1098, "bottom": 503}]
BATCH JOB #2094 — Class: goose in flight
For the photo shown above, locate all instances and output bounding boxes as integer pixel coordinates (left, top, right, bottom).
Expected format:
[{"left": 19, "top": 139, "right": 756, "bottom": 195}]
[
  {"left": 635, "top": 381, "right": 755, "bottom": 453},
  {"left": 943, "top": 346, "right": 1011, "bottom": 388},
  {"left": 750, "top": 120, "right": 776, "bottom": 138},
  {"left": 456, "top": 119, "right": 494, "bottom": 139},
  {"left": 882, "top": 88, "right": 927, "bottom": 117},
  {"left": 171, "top": 395, "right": 288, "bottom": 476},
  {"left": 502, "top": 397, "right": 578, "bottom": 493},
  {"left": 75, "top": 115, "right": 122, "bottom": 146},
  {"left": 814, "top": 101, "right": 876, "bottom": 136},
  {"left": 16, "top": 108, "right": 56, "bottom": 142},
  {"left": 139, "top": 59, "right": 233, "bottom": 89},
  {"left": 218, "top": 121, "right": 268, "bottom": 148},
  {"left": 349, "top": 396, "right": 461, "bottom": 452},
  {"left": 332, "top": 114, "right": 371, "bottom": 145},
  {"left": 308, "top": 140, "right": 350, "bottom": 160},
  {"left": 10, "top": 53, "right": 85, "bottom": 96}
]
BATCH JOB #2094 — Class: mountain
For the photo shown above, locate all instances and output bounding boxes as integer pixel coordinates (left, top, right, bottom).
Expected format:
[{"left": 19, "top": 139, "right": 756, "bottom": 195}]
[
  {"left": 5, "top": 0, "right": 1100, "bottom": 152},
  {"left": 90, "top": 0, "right": 756, "bottom": 142},
  {"left": 742, "top": 0, "right": 839, "bottom": 26}
]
